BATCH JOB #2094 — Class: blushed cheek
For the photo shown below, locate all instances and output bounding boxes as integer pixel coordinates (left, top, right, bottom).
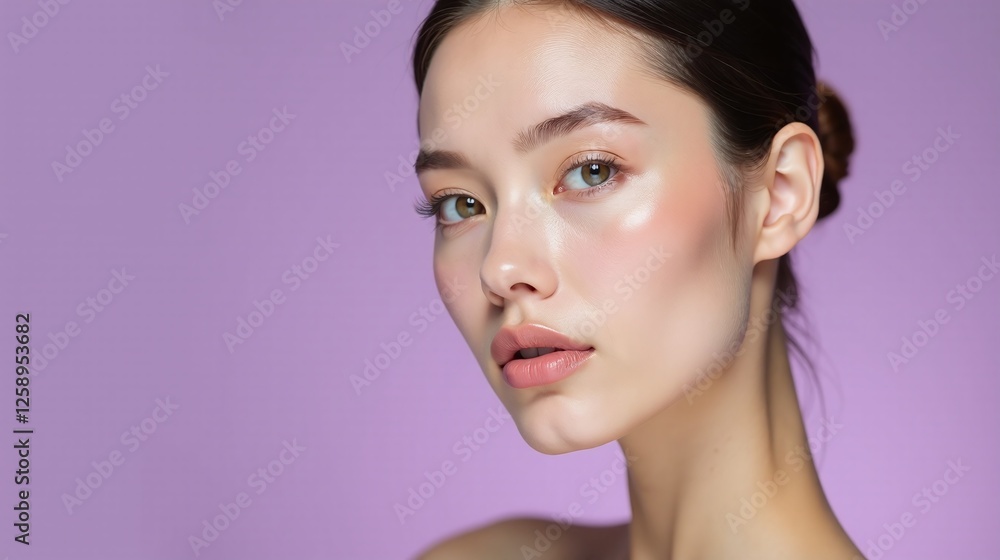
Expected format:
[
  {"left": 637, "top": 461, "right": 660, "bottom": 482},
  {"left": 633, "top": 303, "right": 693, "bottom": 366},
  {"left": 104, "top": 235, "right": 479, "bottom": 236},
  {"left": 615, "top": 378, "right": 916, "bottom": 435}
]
[
  {"left": 590, "top": 170, "right": 728, "bottom": 303},
  {"left": 585, "top": 170, "right": 735, "bottom": 373},
  {"left": 644, "top": 183, "right": 743, "bottom": 384}
]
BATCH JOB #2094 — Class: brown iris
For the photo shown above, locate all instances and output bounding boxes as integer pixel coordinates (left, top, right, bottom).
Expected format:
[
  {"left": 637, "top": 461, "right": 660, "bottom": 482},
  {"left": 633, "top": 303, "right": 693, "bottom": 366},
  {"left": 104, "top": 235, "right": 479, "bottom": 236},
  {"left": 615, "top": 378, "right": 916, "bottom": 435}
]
[
  {"left": 581, "top": 162, "right": 611, "bottom": 187},
  {"left": 454, "top": 196, "right": 485, "bottom": 219}
]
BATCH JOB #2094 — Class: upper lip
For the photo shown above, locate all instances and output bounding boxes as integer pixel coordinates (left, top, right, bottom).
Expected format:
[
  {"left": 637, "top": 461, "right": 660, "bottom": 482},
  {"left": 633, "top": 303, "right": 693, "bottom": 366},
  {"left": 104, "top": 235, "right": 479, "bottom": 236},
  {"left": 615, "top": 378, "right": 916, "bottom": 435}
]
[{"left": 490, "top": 323, "right": 593, "bottom": 367}]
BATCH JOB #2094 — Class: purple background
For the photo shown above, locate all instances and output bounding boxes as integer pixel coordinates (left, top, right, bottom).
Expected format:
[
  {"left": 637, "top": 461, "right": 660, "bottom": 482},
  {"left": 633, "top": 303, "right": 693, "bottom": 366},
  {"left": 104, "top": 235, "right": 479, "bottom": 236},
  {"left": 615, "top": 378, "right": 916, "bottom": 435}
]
[{"left": 1, "top": 1, "right": 997, "bottom": 558}]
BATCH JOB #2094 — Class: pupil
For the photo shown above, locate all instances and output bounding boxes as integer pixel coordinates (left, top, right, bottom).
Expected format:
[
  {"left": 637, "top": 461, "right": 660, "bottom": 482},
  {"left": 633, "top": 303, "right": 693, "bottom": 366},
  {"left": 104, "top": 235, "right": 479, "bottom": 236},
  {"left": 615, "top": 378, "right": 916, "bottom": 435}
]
[
  {"left": 457, "top": 197, "right": 478, "bottom": 218},
  {"left": 585, "top": 163, "right": 608, "bottom": 186}
]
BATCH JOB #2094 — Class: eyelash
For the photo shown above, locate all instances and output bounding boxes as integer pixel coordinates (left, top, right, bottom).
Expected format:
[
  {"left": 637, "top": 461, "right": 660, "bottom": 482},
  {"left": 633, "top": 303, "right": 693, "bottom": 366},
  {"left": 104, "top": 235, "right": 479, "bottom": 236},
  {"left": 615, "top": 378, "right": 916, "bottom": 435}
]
[{"left": 414, "top": 153, "right": 625, "bottom": 229}]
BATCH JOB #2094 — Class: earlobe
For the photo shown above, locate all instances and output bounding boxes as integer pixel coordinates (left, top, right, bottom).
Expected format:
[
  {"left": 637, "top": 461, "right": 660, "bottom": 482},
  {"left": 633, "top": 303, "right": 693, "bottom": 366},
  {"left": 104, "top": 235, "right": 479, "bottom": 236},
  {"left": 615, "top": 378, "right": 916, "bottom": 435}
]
[{"left": 751, "top": 123, "right": 824, "bottom": 264}]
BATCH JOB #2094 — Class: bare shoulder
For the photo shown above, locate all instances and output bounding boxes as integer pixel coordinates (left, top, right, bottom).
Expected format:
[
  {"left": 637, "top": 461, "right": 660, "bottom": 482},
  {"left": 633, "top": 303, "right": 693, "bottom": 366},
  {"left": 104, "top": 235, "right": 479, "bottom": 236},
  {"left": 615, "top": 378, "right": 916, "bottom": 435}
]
[{"left": 415, "top": 516, "right": 629, "bottom": 560}]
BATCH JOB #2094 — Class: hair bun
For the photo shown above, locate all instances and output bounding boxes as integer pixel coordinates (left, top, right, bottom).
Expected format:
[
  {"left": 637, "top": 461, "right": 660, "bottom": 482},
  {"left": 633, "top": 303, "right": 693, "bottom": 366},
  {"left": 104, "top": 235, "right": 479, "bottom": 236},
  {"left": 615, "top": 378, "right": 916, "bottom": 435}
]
[{"left": 815, "top": 81, "right": 855, "bottom": 220}]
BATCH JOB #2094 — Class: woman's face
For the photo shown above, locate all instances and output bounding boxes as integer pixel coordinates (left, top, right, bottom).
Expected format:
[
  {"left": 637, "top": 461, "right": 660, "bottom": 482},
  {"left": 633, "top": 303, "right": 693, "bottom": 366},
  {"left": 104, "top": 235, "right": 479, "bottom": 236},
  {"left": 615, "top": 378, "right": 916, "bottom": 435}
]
[{"left": 416, "top": 5, "right": 755, "bottom": 454}]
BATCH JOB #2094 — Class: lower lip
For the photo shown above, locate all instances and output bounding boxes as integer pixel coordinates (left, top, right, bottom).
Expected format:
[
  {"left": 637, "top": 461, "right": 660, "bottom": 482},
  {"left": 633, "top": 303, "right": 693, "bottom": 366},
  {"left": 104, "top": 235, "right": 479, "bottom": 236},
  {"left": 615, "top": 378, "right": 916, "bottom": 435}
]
[{"left": 501, "top": 349, "right": 595, "bottom": 389}]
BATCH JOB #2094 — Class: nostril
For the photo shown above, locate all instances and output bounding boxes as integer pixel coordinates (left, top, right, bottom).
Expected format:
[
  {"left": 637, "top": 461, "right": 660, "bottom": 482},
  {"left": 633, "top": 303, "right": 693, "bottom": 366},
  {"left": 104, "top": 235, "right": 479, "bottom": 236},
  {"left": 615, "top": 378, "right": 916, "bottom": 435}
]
[{"left": 510, "top": 282, "right": 537, "bottom": 293}]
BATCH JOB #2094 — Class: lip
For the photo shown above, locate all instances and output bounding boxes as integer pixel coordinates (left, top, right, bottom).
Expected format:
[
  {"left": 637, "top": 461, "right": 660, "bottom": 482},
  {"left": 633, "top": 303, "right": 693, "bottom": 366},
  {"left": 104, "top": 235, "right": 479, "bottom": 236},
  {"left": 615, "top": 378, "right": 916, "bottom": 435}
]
[{"left": 490, "top": 323, "right": 595, "bottom": 389}]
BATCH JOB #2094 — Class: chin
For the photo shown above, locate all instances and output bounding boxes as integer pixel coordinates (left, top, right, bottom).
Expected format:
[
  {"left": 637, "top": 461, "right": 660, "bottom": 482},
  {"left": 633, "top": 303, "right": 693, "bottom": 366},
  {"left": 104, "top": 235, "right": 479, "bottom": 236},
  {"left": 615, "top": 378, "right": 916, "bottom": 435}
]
[{"left": 502, "top": 392, "right": 629, "bottom": 455}]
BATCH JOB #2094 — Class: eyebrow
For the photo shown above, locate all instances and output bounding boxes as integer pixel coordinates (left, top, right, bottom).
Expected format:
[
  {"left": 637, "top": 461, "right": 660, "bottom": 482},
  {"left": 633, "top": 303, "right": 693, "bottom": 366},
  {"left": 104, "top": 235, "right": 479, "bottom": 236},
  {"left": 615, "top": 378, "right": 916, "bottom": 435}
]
[{"left": 414, "top": 101, "right": 647, "bottom": 176}]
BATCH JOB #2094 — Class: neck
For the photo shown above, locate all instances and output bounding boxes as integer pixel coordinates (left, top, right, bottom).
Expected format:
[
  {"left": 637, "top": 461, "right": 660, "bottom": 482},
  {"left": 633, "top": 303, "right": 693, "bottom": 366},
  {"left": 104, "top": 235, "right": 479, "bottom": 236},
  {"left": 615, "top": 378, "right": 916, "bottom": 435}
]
[{"left": 616, "top": 275, "right": 852, "bottom": 559}]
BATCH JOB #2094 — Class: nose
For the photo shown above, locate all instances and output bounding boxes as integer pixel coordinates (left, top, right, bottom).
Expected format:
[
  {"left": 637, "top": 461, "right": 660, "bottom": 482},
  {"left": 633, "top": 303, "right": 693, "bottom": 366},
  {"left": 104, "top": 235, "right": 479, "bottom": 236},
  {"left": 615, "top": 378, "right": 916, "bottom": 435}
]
[{"left": 479, "top": 198, "right": 558, "bottom": 308}]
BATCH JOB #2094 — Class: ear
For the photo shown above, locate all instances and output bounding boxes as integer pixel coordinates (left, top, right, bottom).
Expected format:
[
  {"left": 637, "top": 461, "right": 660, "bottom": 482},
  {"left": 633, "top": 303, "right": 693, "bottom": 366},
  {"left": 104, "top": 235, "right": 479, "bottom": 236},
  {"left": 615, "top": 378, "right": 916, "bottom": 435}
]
[{"left": 750, "top": 122, "right": 824, "bottom": 264}]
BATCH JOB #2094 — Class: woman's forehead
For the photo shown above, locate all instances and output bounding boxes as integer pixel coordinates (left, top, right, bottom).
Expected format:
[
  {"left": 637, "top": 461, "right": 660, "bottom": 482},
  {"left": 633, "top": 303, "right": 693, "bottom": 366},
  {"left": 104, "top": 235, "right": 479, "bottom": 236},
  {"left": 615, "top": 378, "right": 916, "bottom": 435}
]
[{"left": 417, "top": 4, "right": 648, "bottom": 130}]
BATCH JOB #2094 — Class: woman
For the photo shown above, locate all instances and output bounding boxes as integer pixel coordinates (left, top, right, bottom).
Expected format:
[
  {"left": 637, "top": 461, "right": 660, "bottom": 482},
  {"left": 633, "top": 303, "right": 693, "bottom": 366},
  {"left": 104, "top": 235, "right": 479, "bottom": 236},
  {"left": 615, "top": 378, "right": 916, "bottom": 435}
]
[{"left": 410, "top": 0, "right": 861, "bottom": 558}]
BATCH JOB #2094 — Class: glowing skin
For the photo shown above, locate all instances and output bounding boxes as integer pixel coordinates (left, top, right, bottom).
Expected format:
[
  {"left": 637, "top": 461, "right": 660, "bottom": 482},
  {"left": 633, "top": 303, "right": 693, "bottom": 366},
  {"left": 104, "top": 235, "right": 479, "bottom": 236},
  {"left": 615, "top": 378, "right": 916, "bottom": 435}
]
[
  {"left": 419, "top": 15, "right": 747, "bottom": 455},
  {"left": 415, "top": 4, "right": 862, "bottom": 559}
]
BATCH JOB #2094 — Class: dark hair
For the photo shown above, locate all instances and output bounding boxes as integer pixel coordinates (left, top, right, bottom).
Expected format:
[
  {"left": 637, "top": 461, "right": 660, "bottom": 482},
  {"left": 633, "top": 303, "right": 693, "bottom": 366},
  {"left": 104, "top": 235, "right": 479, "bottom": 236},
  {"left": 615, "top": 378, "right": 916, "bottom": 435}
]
[{"left": 410, "top": 0, "right": 856, "bottom": 398}]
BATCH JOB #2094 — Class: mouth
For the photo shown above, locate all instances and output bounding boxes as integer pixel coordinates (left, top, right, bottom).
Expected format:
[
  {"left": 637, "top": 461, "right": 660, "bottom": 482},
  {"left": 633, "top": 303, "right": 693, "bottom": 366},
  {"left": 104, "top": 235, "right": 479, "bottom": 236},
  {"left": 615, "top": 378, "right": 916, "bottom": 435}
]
[
  {"left": 490, "top": 324, "right": 595, "bottom": 388},
  {"left": 491, "top": 324, "right": 593, "bottom": 367},
  {"left": 501, "top": 347, "right": 596, "bottom": 389},
  {"left": 515, "top": 347, "right": 561, "bottom": 360}
]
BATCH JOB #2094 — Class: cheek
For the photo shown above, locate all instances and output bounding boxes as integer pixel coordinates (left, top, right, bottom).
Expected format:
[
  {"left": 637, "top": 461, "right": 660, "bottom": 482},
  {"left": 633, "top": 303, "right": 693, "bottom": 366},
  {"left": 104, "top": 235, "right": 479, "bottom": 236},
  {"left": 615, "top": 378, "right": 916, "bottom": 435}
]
[
  {"left": 642, "top": 183, "right": 747, "bottom": 384},
  {"left": 571, "top": 170, "right": 747, "bottom": 380},
  {"left": 433, "top": 240, "right": 490, "bottom": 358}
]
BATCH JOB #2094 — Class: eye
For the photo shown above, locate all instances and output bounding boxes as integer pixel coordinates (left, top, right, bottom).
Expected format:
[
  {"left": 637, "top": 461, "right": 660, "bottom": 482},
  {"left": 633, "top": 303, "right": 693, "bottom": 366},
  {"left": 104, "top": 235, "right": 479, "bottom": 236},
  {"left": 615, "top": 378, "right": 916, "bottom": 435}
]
[
  {"left": 558, "top": 154, "right": 621, "bottom": 194},
  {"left": 414, "top": 191, "right": 486, "bottom": 228},
  {"left": 439, "top": 195, "right": 485, "bottom": 224},
  {"left": 413, "top": 153, "right": 625, "bottom": 230}
]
